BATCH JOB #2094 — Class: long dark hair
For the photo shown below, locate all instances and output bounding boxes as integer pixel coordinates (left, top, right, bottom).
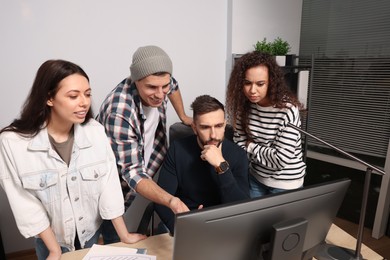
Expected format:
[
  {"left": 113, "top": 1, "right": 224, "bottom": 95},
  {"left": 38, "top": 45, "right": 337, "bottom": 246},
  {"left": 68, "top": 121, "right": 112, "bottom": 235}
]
[
  {"left": 226, "top": 51, "right": 301, "bottom": 132},
  {"left": 0, "top": 59, "right": 93, "bottom": 136}
]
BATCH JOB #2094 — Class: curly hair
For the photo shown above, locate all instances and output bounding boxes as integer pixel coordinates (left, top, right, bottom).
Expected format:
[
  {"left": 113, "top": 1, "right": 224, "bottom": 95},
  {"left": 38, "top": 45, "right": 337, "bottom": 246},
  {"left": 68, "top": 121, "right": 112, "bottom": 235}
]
[{"left": 226, "top": 51, "right": 301, "bottom": 133}]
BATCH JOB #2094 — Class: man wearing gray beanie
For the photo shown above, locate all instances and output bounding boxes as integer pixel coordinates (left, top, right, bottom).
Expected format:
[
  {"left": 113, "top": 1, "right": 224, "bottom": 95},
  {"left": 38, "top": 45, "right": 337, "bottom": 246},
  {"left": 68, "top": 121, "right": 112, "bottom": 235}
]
[{"left": 97, "top": 45, "right": 192, "bottom": 243}]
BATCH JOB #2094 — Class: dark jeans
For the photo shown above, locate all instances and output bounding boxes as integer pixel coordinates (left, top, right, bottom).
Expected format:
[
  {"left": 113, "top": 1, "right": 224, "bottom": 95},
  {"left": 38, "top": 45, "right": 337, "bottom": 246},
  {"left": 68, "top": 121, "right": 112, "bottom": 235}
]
[
  {"left": 249, "top": 174, "right": 290, "bottom": 198},
  {"left": 34, "top": 229, "right": 100, "bottom": 260},
  {"left": 100, "top": 220, "right": 120, "bottom": 244},
  {"left": 35, "top": 239, "right": 70, "bottom": 260}
]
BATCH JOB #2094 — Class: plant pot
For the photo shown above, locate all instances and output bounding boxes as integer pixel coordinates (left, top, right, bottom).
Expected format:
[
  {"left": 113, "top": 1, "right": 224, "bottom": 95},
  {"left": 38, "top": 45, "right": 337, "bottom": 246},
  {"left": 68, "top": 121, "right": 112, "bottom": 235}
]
[{"left": 275, "top": 55, "right": 286, "bottom": 66}]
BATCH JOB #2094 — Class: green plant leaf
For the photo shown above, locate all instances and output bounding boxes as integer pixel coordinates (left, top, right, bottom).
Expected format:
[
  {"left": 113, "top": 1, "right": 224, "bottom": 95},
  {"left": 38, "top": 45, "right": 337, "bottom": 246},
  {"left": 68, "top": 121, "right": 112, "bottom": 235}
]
[
  {"left": 254, "top": 38, "right": 273, "bottom": 54},
  {"left": 253, "top": 37, "right": 290, "bottom": 55},
  {"left": 271, "top": 37, "right": 291, "bottom": 55}
]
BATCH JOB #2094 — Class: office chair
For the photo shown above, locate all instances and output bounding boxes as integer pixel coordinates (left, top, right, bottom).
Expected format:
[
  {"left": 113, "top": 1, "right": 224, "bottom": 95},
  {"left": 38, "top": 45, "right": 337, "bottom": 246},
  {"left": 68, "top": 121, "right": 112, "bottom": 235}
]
[
  {"left": 123, "top": 193, "right": 155, "bottom": 236},
  {"left": 136, "top": 201, "right": 155, "bottom": 235}
]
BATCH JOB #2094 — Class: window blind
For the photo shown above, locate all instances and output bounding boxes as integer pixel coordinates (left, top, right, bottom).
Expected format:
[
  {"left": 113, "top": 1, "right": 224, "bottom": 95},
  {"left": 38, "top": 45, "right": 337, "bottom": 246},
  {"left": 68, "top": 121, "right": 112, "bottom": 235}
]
[{"left": 299, "top": 0, "right": 390, "bottom": 165}]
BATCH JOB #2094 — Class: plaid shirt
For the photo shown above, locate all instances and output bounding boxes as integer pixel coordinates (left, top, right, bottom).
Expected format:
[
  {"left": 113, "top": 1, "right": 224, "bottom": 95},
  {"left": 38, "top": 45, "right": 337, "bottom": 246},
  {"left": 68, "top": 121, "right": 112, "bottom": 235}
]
[{"left": 96, "top": 76, "right": 179, "bottom": 207}]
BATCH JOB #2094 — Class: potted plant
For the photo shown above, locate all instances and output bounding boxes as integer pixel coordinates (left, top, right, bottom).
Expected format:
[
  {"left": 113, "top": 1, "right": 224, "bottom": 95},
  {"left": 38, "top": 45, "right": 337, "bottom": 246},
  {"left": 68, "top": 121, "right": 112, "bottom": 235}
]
[
  {"left": 253, "top": 37, "right": 292, "bottom": 66},
  {"left": 271, "top": 37, "right": 291, "bottom": 66}
]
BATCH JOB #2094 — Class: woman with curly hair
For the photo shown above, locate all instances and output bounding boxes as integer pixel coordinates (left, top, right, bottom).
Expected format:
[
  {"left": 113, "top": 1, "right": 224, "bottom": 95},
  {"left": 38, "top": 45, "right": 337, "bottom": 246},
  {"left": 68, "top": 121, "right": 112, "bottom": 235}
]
[{"left": 226, "top": 51, "right": 306, "bottom": 198}]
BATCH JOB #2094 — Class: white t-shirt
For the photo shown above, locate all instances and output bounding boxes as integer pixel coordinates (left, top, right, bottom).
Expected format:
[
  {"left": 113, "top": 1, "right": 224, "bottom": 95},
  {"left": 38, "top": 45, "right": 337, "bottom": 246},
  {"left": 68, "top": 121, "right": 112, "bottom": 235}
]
[{"left": 142, "top": 104, "right": 159, "bottom": 165}]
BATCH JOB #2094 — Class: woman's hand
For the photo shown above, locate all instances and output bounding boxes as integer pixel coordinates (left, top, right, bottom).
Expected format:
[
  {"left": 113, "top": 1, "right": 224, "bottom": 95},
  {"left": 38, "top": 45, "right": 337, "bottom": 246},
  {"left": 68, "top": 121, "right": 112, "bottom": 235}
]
[
  {"left": 46, "top": 249, "right": 62, "bottom": 260},
  {"left": 120, "top": 232, "right": 147, "bottom": 244},
  {"left": 111, "top": 216, "right": 147, "bottom": 243}
]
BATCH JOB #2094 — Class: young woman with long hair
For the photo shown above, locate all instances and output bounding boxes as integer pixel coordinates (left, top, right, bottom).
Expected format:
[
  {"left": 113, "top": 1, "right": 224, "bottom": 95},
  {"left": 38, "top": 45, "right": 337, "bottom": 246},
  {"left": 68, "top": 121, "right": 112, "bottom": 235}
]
[{"left": 0, "top": 60, "right": 145, "bottom": 260}]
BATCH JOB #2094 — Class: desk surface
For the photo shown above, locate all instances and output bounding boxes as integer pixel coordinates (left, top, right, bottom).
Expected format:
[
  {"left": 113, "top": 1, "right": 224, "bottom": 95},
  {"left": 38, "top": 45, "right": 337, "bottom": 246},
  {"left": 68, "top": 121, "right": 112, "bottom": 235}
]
[{"left": 61, "top": 224, "right": 383, "bottom": 260}]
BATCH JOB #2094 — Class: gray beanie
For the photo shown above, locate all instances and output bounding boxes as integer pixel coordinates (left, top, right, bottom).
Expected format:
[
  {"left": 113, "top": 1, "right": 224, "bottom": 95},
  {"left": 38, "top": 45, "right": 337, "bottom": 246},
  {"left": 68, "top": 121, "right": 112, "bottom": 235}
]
[{"left": 130, "top": 45, "right": 173, "bottom": 82}]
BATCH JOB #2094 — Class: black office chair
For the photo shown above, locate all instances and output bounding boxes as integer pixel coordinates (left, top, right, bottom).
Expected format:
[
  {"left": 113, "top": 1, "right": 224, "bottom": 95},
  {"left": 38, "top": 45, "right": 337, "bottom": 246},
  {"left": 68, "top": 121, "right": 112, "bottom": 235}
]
[{"left": 136, "top": 201, "right": 155, "bottom": 235}]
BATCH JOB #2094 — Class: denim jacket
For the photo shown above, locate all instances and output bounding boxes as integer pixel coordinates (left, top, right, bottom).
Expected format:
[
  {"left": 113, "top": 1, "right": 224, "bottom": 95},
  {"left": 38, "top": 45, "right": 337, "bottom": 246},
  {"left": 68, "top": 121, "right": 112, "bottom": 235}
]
[{"left": 0, "top": 119, "right": 124, "bottom": 251}]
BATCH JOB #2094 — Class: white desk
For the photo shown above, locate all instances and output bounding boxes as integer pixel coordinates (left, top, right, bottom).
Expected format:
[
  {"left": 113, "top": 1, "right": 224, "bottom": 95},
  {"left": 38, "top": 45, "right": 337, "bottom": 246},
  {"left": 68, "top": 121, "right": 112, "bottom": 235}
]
[{"left": 61, "top": 224, "right": 383, "bottom": 260}]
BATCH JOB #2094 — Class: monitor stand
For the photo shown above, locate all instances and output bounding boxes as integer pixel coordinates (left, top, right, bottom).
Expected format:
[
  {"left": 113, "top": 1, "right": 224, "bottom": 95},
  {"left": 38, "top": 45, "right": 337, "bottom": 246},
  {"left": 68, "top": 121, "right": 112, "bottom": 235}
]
[{"left": 267, "top": 218, "right": 308, "bottom": 260}]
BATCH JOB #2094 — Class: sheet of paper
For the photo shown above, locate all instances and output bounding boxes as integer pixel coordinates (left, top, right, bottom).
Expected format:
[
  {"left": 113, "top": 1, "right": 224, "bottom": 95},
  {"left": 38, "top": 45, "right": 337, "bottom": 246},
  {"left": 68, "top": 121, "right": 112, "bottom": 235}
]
[{"left": 82, "top": 244, "right": 156, "bottom": 260}]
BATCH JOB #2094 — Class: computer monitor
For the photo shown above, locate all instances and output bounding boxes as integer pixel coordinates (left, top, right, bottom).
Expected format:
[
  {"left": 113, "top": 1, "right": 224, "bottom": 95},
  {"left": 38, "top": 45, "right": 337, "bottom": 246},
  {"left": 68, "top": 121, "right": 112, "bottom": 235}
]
[{"left": 172, "top": 178, "right": 351, "bottom": 260}]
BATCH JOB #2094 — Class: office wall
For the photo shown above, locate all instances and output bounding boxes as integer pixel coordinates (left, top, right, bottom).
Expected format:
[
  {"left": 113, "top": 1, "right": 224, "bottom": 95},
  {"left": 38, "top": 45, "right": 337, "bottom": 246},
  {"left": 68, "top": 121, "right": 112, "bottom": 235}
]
[
  {"left": 230, "top": 0, "right": 303, "bottom": 55},
  {"left": 0, "top": 0, "right": 303, "bottom": 254},
  {"left": 225, "top": 0, "right": 303, "bottom": 82},
  {"left": 0, "top": 0, "right": 228, "bottom": 131}
]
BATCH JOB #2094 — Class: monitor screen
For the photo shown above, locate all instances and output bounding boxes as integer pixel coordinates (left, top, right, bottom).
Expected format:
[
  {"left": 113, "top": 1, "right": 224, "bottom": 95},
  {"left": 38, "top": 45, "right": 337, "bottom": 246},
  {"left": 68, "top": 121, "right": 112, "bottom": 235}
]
[{"left": 172, "top": 178, "right": 351, "bottom": 260}]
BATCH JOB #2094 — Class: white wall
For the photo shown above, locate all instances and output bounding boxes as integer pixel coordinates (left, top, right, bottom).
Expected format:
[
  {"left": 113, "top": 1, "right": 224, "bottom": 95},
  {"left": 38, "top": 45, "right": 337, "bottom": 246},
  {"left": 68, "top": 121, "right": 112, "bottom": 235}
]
[
  {"left": 0, "top": 0, "right": 303, "bottom": 254},
  {"left": 0, "top": 0, "right": 228, "bottom": 131},
  {"left": 231, "top": 0, "right": 303, "bottom": 55}
]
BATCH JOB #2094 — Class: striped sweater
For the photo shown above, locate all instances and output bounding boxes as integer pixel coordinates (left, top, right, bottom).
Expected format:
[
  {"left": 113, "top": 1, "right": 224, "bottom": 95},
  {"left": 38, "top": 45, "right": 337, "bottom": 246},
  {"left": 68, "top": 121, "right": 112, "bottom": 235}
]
[{"left": 234, "top": 103, "right": 306, "bottom": 190}]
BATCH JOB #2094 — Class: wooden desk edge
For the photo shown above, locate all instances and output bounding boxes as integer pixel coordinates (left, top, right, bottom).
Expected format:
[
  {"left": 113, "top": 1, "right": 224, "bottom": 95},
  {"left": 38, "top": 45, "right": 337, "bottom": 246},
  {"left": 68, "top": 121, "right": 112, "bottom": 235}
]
[{"left": 61, "top": 224, "right": 383, "bottom": 260}]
